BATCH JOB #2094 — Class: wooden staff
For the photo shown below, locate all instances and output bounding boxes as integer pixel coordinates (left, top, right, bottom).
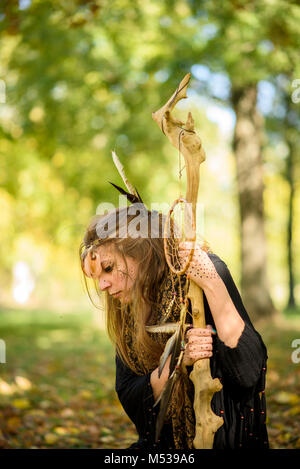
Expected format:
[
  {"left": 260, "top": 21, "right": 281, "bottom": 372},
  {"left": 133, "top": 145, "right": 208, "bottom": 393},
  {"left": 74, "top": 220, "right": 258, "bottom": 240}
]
[{"left": 152, "top": 73, "right": 223, "bottom": 449}]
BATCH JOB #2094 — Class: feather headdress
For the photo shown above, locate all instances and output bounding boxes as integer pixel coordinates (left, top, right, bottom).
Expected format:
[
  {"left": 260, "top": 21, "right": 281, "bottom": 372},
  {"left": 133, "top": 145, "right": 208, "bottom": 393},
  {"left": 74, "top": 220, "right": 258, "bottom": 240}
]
[{"left": 110, "top": 151, "right": 144, "bottom": 204}]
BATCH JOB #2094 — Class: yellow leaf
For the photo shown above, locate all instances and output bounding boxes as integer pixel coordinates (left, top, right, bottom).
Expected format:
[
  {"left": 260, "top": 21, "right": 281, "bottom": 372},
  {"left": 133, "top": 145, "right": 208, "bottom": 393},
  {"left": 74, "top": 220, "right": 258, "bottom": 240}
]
[
  {"left": 273, "top": 391, "right": 300, "bottom": 405},
  {"left": 273, "top": 422, "right": 284, "bottom": 430},
  {"left": 12, "top": 398, "right": 31, "bottom": 409},
  {"left": 68, "top": 427, "right": 80, "bottom": 435},
  {"left": 67, "top": 437, "right": 80, "bottom": 445},
  {"left": 15, "top": 376, "right": 32, "bottom": 391},
  {"left": 0, "top": 379, "right": 16, "bottom": 395},
  {"left": 44, "top": 433, "right": 59, "bottom": 445},
  {"left": 101, "top": 427, "right": 112, "bottom": 436},
  {"left": 100, "top": 435, "right": 114, "bottom": 443},
  {"left": 54, "top": 427, "right": 68, "bottom": 435},
  {"left": 25, "top": 409, "right": 46, "bottom": 418},
  {"left": 287, "top": 405, "right": 300, "bottom": 416},
  {"left": 77, "top": 390, "right": 92, "bottom": 400}
]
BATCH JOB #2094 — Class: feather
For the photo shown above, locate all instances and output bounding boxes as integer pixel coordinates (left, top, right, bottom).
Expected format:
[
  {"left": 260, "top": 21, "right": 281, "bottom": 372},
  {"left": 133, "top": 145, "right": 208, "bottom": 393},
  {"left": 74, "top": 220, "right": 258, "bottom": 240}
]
[
  {"left": 109, "top": 182, "right": 143, "bottom": 204},
  {"left": 158, "top": 331, "right": 178, "bottom": 378},
  {"left": 153, "top": 305, "right": 189, "bottom": 442},
  {"left": 154, "top": 369, "right": 179, "bottom": 442},
  {"left": 111, "top": 150, "right": 138, "bottom": 197},
  {"left": 153, "top": 369, "right": 176, "bottom": 409},
  {"left": 146, "top": 323, "right": 179, "bottom": 334},
  {"left": 134, "top": 186, "right": 144, "bottom": 204},
  {"left": 169, "top": 325, "right": 183, "bottom": 378}
]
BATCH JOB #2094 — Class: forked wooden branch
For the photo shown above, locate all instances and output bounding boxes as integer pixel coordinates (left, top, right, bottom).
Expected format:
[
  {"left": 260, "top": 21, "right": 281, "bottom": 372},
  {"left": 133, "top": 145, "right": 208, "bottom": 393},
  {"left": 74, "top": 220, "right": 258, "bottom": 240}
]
[
  {"left": 152, "top": 73, "right": 206, "bottom": 223},
  {"left": 152, "top": 73, "right": 223, "bottom": 449}
]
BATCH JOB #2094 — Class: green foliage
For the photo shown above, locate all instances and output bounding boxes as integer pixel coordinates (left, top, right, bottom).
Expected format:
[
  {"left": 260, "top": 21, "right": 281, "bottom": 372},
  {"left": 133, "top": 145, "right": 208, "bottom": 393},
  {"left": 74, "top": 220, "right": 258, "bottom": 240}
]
[
  {"left": 0, "top": 0, "right": 300, "bottom": 449},
  {"left": 0, "top": 0, "right": 299, "bottom": 310}
]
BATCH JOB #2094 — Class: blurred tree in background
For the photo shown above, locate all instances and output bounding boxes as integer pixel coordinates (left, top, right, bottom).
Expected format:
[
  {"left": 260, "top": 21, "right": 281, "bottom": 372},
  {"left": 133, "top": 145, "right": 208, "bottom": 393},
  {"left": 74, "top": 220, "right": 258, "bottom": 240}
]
[{"left": 0, "top": 0, "right": 299, "bottom": 319}]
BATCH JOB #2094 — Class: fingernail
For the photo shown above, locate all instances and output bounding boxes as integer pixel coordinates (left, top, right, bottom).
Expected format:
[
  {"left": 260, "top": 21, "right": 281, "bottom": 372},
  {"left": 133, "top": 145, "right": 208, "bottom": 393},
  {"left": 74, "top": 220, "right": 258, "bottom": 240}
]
[{"left": 211, "top": 328, "right": 217, "bottom": 334}]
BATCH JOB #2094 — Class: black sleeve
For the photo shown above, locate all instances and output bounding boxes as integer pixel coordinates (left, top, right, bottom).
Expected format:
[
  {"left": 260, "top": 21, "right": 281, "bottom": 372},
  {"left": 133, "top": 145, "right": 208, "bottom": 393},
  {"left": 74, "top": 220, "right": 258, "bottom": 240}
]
[
  {"left": 115, "top": 355, "right": 157, "bottom": 444},
  {"left": 215, "top": 322, "right": 266, "bottom": 388},
  {"left": 207, "top": 255, "right": 268, "bottom": 389}
]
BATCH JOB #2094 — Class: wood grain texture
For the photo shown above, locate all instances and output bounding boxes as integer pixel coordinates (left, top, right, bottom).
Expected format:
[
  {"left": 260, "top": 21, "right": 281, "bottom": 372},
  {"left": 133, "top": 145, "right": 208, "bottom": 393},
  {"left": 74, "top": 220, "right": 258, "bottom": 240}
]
[{"left": 152, "top": 73, "right": 223, "bottom": 448}]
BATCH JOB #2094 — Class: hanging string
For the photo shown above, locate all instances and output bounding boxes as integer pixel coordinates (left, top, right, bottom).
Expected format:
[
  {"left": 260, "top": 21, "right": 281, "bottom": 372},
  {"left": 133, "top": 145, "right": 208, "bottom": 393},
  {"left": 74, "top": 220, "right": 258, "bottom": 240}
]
[
  {"left": 160, "top": 97, "right": 196, "bottom": 325},
  {"left": 178, "top": 129, "right": 185, "bottom": 199}
]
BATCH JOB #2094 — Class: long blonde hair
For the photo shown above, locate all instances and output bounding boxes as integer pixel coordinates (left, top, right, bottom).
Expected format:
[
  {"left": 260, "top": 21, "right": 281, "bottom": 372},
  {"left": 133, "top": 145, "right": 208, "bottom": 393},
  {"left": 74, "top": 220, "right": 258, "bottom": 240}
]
[{"left": 80, "top": 206, "right": 168, "bottom": 372}]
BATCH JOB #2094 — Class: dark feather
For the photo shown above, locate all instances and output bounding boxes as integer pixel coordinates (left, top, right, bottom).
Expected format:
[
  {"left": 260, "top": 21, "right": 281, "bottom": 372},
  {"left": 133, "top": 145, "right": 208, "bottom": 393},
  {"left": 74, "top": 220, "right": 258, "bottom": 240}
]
[
  {"left": 154, "top": 305, "right": 188, "bottom": 442},
  {"left": 168, "top": 325, "right": 183, "bottom": 378},
  {"left": 109, "top": 182, "right": 143, "bottom": 204},
  {"left": 154, "top": 325, "right": 184, "bottom": 442},
  {"left": 134, "top": 186, "right": 143, "bottom": 204},
  {"left": 158, "top": 331, "right": 178, "bottom": 378},
  {"left": 154, "top": 369, "right": 179, "bottom": 442}
]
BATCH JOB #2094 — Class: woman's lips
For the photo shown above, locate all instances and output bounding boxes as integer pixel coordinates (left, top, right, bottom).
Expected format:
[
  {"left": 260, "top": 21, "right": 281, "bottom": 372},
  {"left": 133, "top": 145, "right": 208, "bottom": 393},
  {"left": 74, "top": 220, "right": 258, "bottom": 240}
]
[{"left": 112, "top": 291, "right": 122, "bottom": 298}]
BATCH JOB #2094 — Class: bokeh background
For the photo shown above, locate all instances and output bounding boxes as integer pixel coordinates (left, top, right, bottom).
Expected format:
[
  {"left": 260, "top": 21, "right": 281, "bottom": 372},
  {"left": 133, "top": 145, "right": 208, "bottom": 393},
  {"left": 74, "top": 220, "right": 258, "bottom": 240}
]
[{"left": 0, "top": 0, "right": 299, "bottom": 449}]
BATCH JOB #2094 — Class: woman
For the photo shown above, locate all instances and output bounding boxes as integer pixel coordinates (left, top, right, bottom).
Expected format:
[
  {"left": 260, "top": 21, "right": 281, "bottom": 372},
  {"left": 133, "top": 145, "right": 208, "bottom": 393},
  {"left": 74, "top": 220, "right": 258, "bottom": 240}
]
[{"left": 80, "top": 205, "right": 269, "bottom": 449}]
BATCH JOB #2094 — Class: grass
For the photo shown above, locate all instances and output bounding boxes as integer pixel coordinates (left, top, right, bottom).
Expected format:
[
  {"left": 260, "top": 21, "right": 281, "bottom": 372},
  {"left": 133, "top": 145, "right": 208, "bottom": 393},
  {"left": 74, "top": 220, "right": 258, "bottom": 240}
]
[
  {"left": 0, "top": 307, "right": 136, "bottom": 449},
  {"left": 0, "top": 306, "right": 300, "bottom": 449}
]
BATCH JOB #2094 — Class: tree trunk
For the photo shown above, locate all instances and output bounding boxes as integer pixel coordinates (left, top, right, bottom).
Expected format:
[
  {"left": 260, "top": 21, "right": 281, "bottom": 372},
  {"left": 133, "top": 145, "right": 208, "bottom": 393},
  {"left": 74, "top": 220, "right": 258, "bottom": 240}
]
[
  {"left": 286, "top": 135, "right": 296, "bottom": 310},
  {"left": 232, "top": 85, "right": 276, "bottom": 321}
]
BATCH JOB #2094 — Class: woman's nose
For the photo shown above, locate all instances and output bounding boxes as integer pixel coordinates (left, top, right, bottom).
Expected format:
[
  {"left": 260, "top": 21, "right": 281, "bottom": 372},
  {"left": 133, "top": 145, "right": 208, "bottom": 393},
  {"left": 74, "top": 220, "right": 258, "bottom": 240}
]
[{"left": 99, "top": 277, "right": 112, "bottom": 291}]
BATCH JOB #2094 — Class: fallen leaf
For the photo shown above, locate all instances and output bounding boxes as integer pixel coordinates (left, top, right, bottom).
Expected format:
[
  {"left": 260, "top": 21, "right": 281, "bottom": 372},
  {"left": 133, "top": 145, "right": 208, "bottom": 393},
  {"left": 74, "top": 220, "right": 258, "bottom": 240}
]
[
  {"left": 60, "top": 408, "right": 75, "bottom": 418},
  {"left": 286, "top": 405, "right": 300, "bottom": 416},
  {"left": 54, "top": 426, "right": 69, "bottom": 435},
  {"left": 12, "top": 398, "right": 31, "bottom": 410},
  {"left": 7, "top": 417, "right": 22, "bottom": 432},
  {"left": 68, "top": 427, "right": 80, "bottom": 435},
  {"left": 273, "top": 392, "right": 300, "bottom": 405},
  {"left": 100, "top": 427, "right": 113, "bottom": 436},
  {"left": 44, "top": 433, "right": 59, "bottom": 445},
  {"left": 100, "top": 435, "right": 115, "bottom": 444},
  {"left": 15, "top": 376, "right": 32, "bottom": 391},
  {"left": 87, "top": 425, "right": 99, "bottom": 435},
  {"left": 77, "top": 390, "right": 92, "bottom": 400},
  {"left": 39, "top": 400, "right": 52, "bottom": 409},
  {"left": 67, "top": 437, "right": 81, "bottom": 445},
  {"left": 0, "top": 379, "right": 16, "bottom": 395}
]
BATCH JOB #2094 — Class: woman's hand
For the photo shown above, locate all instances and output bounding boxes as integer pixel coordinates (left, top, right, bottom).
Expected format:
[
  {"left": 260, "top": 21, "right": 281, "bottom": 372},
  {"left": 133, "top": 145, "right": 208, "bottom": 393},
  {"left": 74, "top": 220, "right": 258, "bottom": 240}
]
[
  {"left": 183, "top": 325, "right": 216, "bottom": 366},
  {"left": 178, "top": 241, "right": 219, "bottom": 289}
]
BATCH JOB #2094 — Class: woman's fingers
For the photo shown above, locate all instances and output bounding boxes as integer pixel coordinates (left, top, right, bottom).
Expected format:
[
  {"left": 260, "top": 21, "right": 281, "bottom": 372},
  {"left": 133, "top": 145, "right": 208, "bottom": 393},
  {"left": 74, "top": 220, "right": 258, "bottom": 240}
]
[
  {"left": 186, "top": 325, "right": 216, "bottom": 338},
  {"left": 183, "top": 347, "right": 212, "bottom": 366},
  {"left": 189, "top": 350, "right": 213, "bottom": 359},
  {"left": 186, "top": 342, "right": 213, "bottom": 353},
  {"left": 183, "top": 325, "right": 215, "bottom": 366}
]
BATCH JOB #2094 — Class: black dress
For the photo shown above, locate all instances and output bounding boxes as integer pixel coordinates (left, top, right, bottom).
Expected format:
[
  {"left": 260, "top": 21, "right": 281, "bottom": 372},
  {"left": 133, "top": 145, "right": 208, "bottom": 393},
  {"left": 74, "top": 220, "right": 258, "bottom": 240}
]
[{"left": 115, "top": 254, "right": 269, "bottom": 449}]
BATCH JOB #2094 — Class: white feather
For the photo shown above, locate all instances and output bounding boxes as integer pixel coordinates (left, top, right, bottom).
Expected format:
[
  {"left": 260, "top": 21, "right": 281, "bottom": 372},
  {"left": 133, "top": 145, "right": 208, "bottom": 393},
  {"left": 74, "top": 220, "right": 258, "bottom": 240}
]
[{"left": 111, "top": 150, "right": 137, "bottom": 196}]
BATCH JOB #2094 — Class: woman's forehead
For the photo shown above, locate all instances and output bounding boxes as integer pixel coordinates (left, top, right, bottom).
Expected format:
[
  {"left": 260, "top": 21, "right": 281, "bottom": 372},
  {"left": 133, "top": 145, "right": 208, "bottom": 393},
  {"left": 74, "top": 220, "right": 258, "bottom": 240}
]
[{"left": 97, "top": 243, "right": 117, "bottom": 260}]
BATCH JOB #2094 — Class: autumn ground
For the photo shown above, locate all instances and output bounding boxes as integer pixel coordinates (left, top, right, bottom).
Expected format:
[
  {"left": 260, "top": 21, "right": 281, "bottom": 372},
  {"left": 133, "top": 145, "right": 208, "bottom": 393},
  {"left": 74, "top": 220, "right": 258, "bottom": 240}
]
[{"left": 0, "top": 307, "right": 299, "bottom": 449}]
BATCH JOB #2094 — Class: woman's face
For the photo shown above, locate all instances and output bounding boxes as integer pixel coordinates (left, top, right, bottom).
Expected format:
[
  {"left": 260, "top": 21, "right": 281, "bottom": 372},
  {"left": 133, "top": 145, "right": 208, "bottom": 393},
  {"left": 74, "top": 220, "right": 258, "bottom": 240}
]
[{"left": 83, "top": 243, "right": 138, "bottom": 304}]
